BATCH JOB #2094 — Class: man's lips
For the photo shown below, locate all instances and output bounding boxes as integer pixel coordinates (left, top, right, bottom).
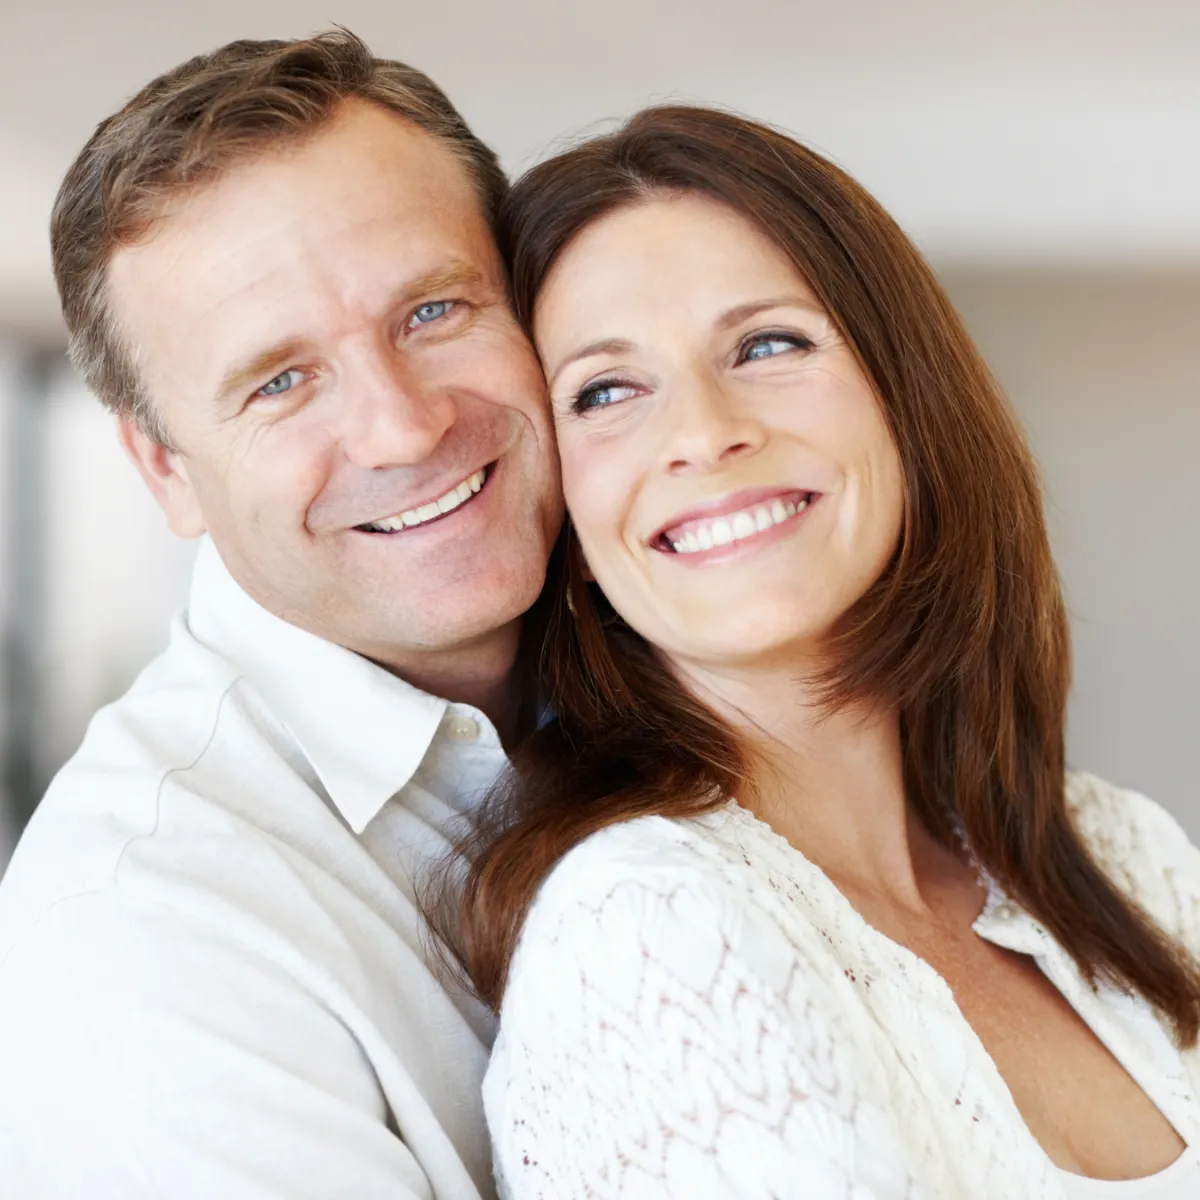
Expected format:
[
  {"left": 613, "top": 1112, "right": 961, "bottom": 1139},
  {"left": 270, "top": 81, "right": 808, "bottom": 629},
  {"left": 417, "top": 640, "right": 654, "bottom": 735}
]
[
  {"left": 354, "top": 463, "right": 493, "bottom": 533},
  {"left": 650, "top": 486, "right": 817, "bottom": 554}
]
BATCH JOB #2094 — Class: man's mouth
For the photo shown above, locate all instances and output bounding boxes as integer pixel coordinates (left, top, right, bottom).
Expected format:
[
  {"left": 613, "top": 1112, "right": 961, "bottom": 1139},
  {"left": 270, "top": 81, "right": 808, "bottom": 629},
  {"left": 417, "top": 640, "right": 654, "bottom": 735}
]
[
  {"left": 356, "top": 465, "right": 491, "bottom": 534},
  {"left": 654, "top": 489, "right": 815, "bottom": 554}
]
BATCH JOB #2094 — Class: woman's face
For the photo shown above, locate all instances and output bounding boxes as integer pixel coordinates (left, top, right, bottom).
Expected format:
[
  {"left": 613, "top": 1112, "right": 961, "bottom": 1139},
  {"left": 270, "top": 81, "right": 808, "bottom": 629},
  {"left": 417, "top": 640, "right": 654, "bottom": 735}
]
[{"left": 535, "top": 193, "right": 905, "bottom": 675}]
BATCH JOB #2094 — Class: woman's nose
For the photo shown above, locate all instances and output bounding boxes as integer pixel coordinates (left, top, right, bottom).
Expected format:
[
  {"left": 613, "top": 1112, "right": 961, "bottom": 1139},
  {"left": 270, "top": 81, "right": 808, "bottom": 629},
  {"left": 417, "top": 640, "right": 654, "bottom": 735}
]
[{"left": 660, "top": 372, "right": 767, "bottom": 475}]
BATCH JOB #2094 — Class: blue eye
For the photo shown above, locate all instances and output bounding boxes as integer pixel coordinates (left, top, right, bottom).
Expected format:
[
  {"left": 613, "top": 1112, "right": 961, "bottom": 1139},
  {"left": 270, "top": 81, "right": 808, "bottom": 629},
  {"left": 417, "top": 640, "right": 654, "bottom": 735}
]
[
  {"left": 257, "top": 369, "right": 305, "bottom": 397},
  {"left": 572, "top": 380, "right": 638, "bottom": 414},
  {"left": 739, "top": 332, "right": 813, "bottom": 363},
  {"left": 410, "top": 300, "right": 452, "bottom": 327}
]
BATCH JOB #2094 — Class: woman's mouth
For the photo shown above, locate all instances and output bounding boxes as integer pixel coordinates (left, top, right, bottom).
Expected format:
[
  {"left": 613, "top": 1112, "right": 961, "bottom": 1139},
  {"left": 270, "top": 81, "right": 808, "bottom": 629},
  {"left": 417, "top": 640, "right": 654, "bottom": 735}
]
[{"left": 654, "top": 489, "right": 815, "bottom": 555}]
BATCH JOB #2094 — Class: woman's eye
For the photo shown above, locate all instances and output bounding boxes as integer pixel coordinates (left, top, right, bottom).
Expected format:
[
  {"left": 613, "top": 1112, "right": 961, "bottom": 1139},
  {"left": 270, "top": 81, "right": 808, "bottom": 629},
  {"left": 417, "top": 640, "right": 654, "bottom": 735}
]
[
  {"left": 256, "top": 369, "right": 305, "bottom": 398},
  {"left": 408, "top": 300, "right": 454, "bottom": 328},
  {"left": 572, "top": 380, "right": 639, "bottom": 414},
  {"left": 738, "top": 332, "right": 813, "bottom": 363}
]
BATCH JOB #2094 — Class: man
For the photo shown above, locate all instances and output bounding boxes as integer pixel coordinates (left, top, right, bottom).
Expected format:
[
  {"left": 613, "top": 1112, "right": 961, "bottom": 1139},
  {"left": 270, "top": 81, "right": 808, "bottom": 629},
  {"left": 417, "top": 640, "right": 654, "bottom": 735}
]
[{"left": 0, "top": 30, "right": 562, "bottom": 1200}]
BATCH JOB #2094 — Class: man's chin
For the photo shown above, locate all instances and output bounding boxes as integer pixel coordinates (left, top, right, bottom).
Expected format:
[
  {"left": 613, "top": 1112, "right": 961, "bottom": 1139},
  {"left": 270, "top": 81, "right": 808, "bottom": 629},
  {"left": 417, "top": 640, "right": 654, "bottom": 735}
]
[
  {"left": 215, "top": 530, "right": 548, "bottom": 664},
  {"left": 340, "top": 566, "right": 540, "bottom": 651}
]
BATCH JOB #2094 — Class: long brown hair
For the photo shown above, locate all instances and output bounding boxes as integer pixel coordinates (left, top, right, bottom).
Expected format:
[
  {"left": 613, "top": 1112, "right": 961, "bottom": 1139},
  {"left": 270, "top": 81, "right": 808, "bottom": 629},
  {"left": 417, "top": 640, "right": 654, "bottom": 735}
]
[{"left": 432, "top": 105, "right": 1200, "bottom": 1040}]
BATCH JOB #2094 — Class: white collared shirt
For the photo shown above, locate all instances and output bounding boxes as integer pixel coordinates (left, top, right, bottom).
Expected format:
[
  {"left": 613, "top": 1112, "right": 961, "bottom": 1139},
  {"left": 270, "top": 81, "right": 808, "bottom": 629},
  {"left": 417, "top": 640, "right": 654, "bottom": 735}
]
[{"left": 0, "top": 538, "right": 505, "bottom": 1200}]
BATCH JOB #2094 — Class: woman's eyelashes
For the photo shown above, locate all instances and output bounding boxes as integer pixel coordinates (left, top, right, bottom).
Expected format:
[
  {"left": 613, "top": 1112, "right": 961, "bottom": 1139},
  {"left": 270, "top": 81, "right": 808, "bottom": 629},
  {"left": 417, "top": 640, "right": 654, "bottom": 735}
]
[
  {"left": 566, "top": 329, "right": 817, "bottom": 416},
  {"left": 570, "top": 377, "right": 641, "bottom": 415},
  {"left": 735, "top": 329, "right": 816, "bottom": 364}
]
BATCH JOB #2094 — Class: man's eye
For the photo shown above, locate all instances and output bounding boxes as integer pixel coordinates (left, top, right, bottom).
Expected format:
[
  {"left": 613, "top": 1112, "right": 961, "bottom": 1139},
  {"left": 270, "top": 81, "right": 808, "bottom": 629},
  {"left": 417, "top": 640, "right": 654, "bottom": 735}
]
[
  {"left": 738, "top": 332, "right": 814, "bottom": 363},
  {"left": 257, "top": 369, "right": 305, "bottom": 397},
  {"left": 571, "top": 380, "right": 638, "bottom": 415},
  {"left": 408, "top": 300, "right": 454, "bottom": 328}
]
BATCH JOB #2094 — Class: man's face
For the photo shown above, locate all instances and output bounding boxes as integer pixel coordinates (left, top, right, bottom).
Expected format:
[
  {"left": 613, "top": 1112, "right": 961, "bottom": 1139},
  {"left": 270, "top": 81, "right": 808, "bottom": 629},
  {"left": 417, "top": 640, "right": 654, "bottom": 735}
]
[{"left": 109, "top": 100, "right": 562, "bottom": 668}]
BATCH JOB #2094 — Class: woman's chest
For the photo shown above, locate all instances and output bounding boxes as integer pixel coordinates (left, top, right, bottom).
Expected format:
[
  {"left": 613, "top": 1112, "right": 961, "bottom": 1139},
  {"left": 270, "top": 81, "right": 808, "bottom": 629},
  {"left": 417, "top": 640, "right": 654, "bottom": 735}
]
[
  {"left": 916, "top": 933, "right": 1187, "bottom": 1179},
  {"left": 711, "top": 821, "right": 1200, "bottom": 1197}
]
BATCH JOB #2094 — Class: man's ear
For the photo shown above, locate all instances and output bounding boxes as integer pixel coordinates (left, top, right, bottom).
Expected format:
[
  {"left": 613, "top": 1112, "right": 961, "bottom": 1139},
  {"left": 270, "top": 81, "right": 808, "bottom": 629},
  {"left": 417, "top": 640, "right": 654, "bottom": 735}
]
[{"left": 116, "top": 415, "right": 207, "bottom": 539}]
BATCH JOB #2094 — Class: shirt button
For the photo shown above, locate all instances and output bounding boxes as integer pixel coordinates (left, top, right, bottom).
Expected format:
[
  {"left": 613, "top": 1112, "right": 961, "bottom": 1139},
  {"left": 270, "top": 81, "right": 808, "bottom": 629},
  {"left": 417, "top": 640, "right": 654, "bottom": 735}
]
[{"left": 446, "top": 716, "right": 480, "bottom": 742}]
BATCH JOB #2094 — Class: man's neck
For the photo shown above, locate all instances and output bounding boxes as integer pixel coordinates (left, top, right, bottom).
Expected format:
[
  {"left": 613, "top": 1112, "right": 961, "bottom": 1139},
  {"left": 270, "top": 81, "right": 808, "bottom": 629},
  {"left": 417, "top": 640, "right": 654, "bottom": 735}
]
[{"left": 376, "top": 618, "right": 529, "bottom": 749}]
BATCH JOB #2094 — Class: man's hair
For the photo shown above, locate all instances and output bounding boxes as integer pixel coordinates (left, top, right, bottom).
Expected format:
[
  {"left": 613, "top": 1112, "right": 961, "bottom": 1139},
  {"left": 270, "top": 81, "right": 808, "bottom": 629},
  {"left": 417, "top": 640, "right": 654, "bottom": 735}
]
[{"left": 50, "top": 29, "right": 507, "bottom": 445}]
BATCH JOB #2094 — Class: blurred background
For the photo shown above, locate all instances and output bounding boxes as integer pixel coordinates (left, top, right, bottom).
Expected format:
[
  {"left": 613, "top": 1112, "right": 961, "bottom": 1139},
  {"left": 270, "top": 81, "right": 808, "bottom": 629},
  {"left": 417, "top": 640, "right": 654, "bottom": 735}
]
[{"left": 1, "top": 0, "right": 1197, "bottom": 869}]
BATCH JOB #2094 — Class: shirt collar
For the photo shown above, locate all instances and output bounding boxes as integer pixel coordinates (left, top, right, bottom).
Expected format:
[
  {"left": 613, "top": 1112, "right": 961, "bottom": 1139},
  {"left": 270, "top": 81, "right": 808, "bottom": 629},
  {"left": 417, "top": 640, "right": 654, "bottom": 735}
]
[{"left": 184, "top": 538, "right": 449, "bottom": 834}]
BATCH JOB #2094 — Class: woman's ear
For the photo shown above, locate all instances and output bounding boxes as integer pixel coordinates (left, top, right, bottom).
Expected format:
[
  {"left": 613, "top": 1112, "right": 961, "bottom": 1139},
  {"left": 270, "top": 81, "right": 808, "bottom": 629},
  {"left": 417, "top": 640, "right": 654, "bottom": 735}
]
[{"left": 565, "top": 521, "right": 596, "bottom": 583}]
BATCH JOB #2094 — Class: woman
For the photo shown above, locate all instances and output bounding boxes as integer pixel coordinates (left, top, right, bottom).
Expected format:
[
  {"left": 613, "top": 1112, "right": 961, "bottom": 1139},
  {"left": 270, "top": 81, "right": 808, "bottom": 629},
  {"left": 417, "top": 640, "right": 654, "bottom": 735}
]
[{"left": 436, "top": 107, "right": 1200, "bottom": 1198}]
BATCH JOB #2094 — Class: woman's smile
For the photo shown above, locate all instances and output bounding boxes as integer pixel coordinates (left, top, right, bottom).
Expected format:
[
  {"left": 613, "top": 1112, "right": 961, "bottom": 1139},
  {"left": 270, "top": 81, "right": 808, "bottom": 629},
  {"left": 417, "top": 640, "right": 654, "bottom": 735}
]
[{"left": 649, "top": 486, "right": 818, "bottom": 563}]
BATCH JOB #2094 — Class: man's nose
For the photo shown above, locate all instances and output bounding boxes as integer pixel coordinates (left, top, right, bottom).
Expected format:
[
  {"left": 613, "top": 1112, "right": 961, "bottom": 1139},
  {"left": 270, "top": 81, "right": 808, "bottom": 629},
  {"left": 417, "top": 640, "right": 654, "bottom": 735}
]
[
  {"left": 338, "top": 348, "right": 457, "bottom": 469},
  {"left": 660, "top": 370, "right": 767, "bottom": 475}
]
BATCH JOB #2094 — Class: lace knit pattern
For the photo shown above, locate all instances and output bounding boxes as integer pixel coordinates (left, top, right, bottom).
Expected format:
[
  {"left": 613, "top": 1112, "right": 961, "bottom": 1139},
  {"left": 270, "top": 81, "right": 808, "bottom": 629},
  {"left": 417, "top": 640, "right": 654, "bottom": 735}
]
[{"left": 484, "top": 773, "right": 1200, "bottom": 1199}]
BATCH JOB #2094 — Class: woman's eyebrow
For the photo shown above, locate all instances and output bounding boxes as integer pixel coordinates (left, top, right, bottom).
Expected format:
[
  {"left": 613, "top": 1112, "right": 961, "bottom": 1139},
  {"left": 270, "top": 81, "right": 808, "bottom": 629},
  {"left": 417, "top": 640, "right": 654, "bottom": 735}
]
[
  {"left": 714, "top": 296, "right": 825, "bottom": 331},
  {"left": 544, "top": 298, "right": 826, "bottom": 391},
  {"left": 547, "top": 338, "right": 636, "bottom": 390}
]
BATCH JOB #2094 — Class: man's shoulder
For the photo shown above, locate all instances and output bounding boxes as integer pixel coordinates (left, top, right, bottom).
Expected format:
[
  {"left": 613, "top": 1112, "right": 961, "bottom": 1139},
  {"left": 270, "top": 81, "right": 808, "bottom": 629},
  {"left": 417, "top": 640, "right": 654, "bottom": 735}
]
[{"left": 0, "top": 619, "right": 316, "bottom": 959}]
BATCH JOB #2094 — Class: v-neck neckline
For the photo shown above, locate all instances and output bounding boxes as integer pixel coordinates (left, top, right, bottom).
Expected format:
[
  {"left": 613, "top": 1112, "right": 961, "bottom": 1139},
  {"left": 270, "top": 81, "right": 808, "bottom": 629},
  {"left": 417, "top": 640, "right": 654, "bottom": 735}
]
[{"left": 704, "top": 800, "right": 1200, "bottom": 1187}]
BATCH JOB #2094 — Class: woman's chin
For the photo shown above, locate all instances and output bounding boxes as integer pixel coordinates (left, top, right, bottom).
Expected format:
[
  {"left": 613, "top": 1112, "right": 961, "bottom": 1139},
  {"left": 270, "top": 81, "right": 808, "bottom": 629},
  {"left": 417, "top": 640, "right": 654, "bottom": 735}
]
[{"left": 646, "top": 617, "right": 838, "bottom": 679}]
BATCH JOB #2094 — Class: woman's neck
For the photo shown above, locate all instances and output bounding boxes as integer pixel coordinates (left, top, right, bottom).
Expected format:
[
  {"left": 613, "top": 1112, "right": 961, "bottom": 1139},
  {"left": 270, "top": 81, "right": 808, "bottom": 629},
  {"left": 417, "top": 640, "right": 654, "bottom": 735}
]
[{"left": 675, "top": 657, "right": 942, "bottom": 909}]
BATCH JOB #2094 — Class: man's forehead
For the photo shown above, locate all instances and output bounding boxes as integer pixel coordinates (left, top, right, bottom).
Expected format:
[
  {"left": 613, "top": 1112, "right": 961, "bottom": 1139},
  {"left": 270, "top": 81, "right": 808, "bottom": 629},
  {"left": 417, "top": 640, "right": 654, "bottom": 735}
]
[
  {"left": 116, "top": 102, "right": 486, "bottom": 278},
  {"left": 105, "top": 101, "right": 500, "bottom": 394}
]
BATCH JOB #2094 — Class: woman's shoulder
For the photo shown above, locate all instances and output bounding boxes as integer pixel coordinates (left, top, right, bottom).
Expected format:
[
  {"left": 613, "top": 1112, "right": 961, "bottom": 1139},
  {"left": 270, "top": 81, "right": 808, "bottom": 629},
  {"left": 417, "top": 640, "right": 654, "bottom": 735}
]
[
  {"left": 1066, "top": 769, "right": 1200, "bottom": 950},
  {"left": 521, "top": 808, "right": 748, "bottom": 938},
  {"left": 503, "top": 804, "right": 870, "bottom": 1032}
]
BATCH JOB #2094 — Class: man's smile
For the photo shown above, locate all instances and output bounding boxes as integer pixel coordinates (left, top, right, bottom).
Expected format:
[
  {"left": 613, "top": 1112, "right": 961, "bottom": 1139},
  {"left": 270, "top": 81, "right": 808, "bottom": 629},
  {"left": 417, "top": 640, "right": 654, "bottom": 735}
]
[{"left": 356, "top": 464, "right": 492, "bottom": 533}]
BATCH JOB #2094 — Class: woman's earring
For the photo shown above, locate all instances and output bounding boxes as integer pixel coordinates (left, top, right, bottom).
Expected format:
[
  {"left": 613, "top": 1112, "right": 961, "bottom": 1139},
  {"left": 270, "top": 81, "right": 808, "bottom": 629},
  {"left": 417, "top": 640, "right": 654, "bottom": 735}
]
[{"left": 566, "top": 583, "right": 578, "bottom": 618}]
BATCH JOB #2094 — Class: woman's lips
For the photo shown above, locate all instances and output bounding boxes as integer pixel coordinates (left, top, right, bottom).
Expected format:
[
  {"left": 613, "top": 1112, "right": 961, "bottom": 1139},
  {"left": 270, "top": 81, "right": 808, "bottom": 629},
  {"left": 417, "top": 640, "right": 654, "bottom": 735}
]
[{"left": 653, "top": 488, "right": 815, "bottom": 554}]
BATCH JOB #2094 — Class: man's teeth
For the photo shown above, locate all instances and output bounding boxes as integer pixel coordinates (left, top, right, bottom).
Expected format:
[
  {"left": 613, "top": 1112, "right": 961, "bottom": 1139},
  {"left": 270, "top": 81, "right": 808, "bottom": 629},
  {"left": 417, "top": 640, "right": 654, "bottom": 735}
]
[
  {"left": 364, "top": 468, "right": 486, "bottom": 532},
  {"left": 668, "top": 497, "right": 807, "bottom": 554}
]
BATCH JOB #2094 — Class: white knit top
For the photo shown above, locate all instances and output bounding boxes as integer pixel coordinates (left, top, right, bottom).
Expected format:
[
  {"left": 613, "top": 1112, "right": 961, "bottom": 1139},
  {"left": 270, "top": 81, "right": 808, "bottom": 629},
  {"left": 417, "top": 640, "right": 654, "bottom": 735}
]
[{"left": 485, "top": 772, "right": 1200, "bottom": 1199}]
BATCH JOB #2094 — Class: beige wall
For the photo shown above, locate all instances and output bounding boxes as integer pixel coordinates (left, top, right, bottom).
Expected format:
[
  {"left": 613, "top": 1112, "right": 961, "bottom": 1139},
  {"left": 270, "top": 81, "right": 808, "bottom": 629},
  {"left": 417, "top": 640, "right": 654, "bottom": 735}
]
[{"left": 943, "top": 269, "right": 1200, "bottom": 836}]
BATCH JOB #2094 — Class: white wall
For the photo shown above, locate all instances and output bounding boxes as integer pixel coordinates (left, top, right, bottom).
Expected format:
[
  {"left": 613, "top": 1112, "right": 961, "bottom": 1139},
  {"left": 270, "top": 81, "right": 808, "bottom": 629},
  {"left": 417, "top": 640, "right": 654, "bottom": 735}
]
[
  {"left": 0, "top": 344, "right": 20, "bottom": 863},
  {"left": 946, "top": 269, "right": 1200, "bottom": 836},
  {"left": 33, "top": 371, "right": 196, "bottom": 779},
  {"left": 5, "top": 0, "right": 1200, "bottom": 337}
]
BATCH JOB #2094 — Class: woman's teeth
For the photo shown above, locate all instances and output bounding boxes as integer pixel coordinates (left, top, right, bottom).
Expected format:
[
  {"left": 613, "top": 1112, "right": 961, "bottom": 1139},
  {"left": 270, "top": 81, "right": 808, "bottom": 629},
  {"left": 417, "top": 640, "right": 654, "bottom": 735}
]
[
  {"left": 667, "top": 496, "right": 808, "bottom": 554},
  {"left": 362, "top": 467, "right": 486, "bottom": 533}
]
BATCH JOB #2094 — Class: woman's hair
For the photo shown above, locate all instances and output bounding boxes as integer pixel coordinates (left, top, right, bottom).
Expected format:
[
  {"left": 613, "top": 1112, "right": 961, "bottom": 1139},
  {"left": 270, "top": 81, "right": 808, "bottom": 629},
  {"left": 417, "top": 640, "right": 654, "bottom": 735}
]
[{"left": 429, "top": 104, "right": 1200, "bottom": 1040}]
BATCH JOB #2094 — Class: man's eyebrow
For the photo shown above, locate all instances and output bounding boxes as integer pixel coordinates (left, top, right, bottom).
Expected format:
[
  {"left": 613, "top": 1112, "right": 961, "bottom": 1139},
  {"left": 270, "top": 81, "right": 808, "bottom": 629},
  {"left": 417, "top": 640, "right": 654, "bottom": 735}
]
[
  {"left": 215, "top": 340, "right": 310, "bottom": 408},
  {"left": 547, "top": 338, "right": 637, "bottom": 390},
  {"left": 406, "top": 261, "right": 487, "bottom": 298},
  {"left": 213, "top": 262, "right": 489, "bottom": 406}
]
